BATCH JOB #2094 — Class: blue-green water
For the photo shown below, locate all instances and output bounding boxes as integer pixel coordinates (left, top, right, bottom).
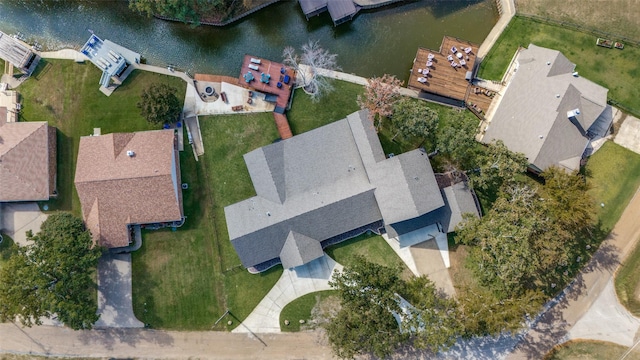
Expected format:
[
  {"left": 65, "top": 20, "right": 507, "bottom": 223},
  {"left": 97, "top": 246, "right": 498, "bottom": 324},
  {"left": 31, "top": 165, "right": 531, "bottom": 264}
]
[{"left": 0, "top": 0, "right": 497, "bottom": 82}]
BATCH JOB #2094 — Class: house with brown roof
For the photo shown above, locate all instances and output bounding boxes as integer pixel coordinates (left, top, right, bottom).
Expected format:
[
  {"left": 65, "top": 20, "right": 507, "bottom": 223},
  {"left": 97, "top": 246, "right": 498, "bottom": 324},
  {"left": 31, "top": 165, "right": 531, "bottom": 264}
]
[
  {"left": 0, "top": 121, "right": 57, "bottom": 202},
  {"left": 74, "top": 130, "right": 184, "bottom": 249}
]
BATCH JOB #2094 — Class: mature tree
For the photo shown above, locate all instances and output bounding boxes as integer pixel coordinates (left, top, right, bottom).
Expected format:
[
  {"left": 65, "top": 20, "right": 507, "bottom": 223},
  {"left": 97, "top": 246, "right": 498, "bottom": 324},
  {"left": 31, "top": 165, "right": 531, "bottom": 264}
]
[
  {"left": 436, "top": 109, "right": 482, "bottom": 170},
  {"left": 326, "top": 256, "right": 460, "bottom": 358},
  {"left": 469, "top": 140, "right": 528, "bottom": 194},
  {"left": 137, "top": 83, "right": 182, "bottom": 125},
  {"left": 357, "top": 74, "right": 403, "bottom": 130},
  {"left": 0, "top": 213, "right": 103, "bottom": 330},
  {"left": 390, "top": 98, "right": 439, "bottom": 149},
  {"left": 458, "top": 184, "right": 545, "bottom": 298},
  {"left": 129, "top": 0, "right": 224, "bottom": 23},
  {"left": 282, "top": 40, "right": 339, "bottom": 102},
  {"left": 458, "top": 286, "right": 544, "bottom": 337}
]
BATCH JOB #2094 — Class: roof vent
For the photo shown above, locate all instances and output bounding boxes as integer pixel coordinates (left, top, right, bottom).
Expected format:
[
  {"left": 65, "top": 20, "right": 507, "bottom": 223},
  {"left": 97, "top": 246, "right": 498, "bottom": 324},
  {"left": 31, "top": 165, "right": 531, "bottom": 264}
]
[
  {"left": 266, "top": 212, "right": 271, "bottom": 217},
  {"left": 572, "top": 72, "right": 579, "bottom": 77},
  {"left": 126, "top": 150, "right": 135, "bottom": 157},
  {"left": 556, "top": 94, "right": 560, "bottom": 98},
  {"left": 539, "top": 135, "right": 544, "bottom": 139},
  {"left": 546, "top": 61, "right": 551, "bottom": 65},
  {"left": 567, "top": 108, "right": 581, "bottom": 118}
]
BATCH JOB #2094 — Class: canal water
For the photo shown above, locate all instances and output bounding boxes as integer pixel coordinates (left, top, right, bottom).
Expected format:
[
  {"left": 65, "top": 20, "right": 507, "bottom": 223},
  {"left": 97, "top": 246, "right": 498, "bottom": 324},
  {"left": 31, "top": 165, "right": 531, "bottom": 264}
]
[{"left": 0, "top": 0, "right": 497, "bottom": 82}]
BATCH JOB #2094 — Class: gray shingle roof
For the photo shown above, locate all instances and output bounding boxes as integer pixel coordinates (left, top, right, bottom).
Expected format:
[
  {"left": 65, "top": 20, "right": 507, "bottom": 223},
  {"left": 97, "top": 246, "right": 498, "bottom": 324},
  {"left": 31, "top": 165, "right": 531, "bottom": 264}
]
[
  {"left": 226, "top": 110, "right": 450, "bottom": 269},
  {"left": 483, "top": 44, "right": 609, "bottom": 172},
  {"left": 280, "top": 231, "right": 324, "bottom": 269}
]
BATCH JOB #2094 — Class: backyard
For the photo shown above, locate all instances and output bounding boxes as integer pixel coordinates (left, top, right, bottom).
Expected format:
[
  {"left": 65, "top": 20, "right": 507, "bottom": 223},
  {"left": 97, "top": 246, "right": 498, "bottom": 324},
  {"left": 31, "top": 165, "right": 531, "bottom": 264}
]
[
  {"left": 516, "top": 0, "right": 640, "bottom": 41},
  {"left": 478, "top": 16, "right": 640, "bottom": 116},
  {"left": 544, "top": 340, "right": 640, "bottom": 360}
]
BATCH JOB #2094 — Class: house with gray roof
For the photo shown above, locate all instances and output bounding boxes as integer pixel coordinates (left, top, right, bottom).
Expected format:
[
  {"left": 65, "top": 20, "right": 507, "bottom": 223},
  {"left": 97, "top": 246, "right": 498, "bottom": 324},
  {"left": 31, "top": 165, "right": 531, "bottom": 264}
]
[
  {"left": 225, "top": 110, "right": 480, "bottom": 273},
  {"left": 481, "top": 44, "right": 612, "bottom": 173}
]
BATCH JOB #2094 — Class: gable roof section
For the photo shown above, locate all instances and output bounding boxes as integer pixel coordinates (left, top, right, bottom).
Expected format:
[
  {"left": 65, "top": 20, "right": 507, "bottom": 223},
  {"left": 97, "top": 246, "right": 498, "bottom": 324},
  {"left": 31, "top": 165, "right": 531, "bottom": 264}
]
[
  {"left": 74, "top": 130, "right": 183, "bottom": 248},
  {"left": 482, "top": 44, "right": 608, "bottom": 172},
  {"left": 0, "top": 122, "right": 52, "bottom": 201},
  {"left": 280, "top": 231, "right": 325, "bottom": 269}
]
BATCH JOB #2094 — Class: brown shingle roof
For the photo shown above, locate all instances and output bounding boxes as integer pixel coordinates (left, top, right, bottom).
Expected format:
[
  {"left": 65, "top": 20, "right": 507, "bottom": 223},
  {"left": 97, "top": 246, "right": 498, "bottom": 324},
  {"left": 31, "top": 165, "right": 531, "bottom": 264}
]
[
  {"left": 0, "top": 121, "right": 54, "bottom": 201},
  {"left": 74, "top": 130, "right": 183, "bottom": 248}
]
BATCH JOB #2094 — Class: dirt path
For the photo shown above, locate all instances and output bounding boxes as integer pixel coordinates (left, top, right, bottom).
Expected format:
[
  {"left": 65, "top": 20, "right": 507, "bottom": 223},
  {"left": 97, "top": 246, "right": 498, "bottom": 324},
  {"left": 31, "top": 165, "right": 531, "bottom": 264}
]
[
  {"left": 0, "top": 324, "right": 332, "bottom": 359},
  {"left": 507, "top": 187, "right": 640, "bottom": 359}
]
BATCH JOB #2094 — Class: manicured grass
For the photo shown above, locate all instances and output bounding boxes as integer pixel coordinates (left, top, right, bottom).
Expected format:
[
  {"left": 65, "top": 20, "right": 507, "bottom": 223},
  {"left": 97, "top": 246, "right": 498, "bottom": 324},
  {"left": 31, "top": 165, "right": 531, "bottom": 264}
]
[
  {"left": 287, "top": 80, "right": 363, "bottom": 135},
  {"left": 199, "top": 113, "right": 284, "bottom": 324},
  {"left": 325, "top": 233, "right": 413, "bottom": 279},
  {"left": 616, "top": 238, "right": 640, "bottom": 317},
  {"left": 279, "top": 290, "right": 338, "bottom": 332},
  {"left": 544, "top": 340, "right": 640, "bottom": 360},
  {"left": 133, "top": 113, "right": 284, "bottom": 330},
  {"left": 585, "top": 142, "right": 640, "bottom": 232},
  {"left": 478, "top": 16, "right": 640, "bottom": 116},
  {"left": 17, "top": 59, "right": 186, "bottom": 215}
]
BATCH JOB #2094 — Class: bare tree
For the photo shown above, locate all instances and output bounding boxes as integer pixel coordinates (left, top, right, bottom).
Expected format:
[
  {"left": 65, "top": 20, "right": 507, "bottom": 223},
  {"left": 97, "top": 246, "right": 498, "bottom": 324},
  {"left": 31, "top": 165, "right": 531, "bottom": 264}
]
[
  {"left": 357, "top": 74, "right": 404, "bottom": 131},
  {"left": 283, "top": 40, "right": 339, "bottom": 102}
]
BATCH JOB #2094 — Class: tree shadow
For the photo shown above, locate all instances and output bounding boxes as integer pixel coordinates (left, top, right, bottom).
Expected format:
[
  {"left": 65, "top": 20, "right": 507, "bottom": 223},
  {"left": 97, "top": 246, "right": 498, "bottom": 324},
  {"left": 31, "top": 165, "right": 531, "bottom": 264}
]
[{"left": 77, "top": 327, "right": 174, "bottom": 351}]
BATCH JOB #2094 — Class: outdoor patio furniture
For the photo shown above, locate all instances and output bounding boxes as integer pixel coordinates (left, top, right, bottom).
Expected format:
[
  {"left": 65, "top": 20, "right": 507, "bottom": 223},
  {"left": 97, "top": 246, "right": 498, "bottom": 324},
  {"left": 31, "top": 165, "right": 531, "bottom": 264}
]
[
  {"left": 277, "top": 82, "right": 282, "bottom": 88},
  {"left": 417, "top": 77, "right": 427, "bottom": 83},
  {"left": 232, "top": 105, "right": 243, "bottom": 111},
  {"left": 248, "top": 91, "right": 254, "bottom": 97},
  {"left": 249, "top": 64, "right": 259, "bottom": 71},
  {"left": 250, "top": 57, "right": 261, "bottom": 64},
  {"left": 460, "top": 59, "right": 466, "bottom": 66},
  {"left": 457, "top": 52, "right": 463, "bottom": 59},
  {"left": 260, "top": 73, "right": 271, "bottom": 84},
  {"left": 464, "top": 47, "right": 472, "bottom": 54},
  {"left": 447, "top": 55, "right": 454, "bottom": 62},
  {"left": 283, "top": 75, "right": 290, "bottom": 84},
  {"left": 451, "top": 61, "right": 457, "bottom": 67},
  {"left": 280, "top": 67, "right": 286, "bottom": 74},
  {"left": 423, "top": 68, "right": 429, "bottom": 75},
  {"left": 418, "top": 68, "right": 422, "bottom": 74},
  {"left": 427, "top": 53, "right": 435, "bottom": 60},
  {"left": 247, "top": 98, "right": 253, "bottom": 104},
  {"left": 220, "top": 92, "right": 227, "bottom": 103},
  {"left": 451, "top": 46, "right": 457, "bottom": 53},
  {"left": 243, "top": 72, "right": 255, "bottom": 83},
  {"left": 426, "top": 61, "right": 433, "bottom": 67}
]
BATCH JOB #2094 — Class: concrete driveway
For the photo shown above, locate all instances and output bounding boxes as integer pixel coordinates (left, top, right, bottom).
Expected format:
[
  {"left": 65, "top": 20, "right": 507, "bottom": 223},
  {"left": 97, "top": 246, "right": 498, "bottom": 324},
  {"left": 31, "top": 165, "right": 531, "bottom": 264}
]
[
  {"left": 233, "top": 254, "right": 342, "bottom": 334},
  {"left": 95, "top": 253, "right": 144, "bottom": 328},
  {"left": 615, "top": 112, "right": 640, "bottom": 155},
  {"left": 566, "top": 279, "right": 640, "bottom": 346},
  {"left": 0, "top": 202, "right": 48, "bottom": 245}
]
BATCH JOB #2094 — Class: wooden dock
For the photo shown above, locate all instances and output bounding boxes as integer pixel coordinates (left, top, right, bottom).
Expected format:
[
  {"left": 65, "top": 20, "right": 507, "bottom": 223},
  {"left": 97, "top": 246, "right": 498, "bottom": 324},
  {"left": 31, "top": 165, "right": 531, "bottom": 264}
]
[{"left": 408, "top": 36, "right": 479, "bottom": 103}]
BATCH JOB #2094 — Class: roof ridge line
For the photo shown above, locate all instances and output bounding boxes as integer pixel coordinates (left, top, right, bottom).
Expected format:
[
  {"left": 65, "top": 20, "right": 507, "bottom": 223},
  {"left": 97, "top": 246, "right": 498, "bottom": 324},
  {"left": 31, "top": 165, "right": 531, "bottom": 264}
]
[{"left": 0, "top": 122, "right": 46, "bottom": 159}]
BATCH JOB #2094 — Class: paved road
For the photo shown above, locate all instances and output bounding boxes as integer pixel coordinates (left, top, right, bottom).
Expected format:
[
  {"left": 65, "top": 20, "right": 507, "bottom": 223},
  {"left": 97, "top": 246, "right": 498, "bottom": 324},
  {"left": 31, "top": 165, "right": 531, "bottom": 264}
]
[{"left": 507, "top": 187, "right": 640, "bottom": 359}]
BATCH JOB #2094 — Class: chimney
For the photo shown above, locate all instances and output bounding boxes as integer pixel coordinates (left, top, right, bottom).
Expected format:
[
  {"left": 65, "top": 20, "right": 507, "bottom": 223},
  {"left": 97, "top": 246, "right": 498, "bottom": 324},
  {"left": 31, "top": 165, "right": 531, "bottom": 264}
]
[{"left": 567, "top": 108, "right": 586, "bottom": 137}]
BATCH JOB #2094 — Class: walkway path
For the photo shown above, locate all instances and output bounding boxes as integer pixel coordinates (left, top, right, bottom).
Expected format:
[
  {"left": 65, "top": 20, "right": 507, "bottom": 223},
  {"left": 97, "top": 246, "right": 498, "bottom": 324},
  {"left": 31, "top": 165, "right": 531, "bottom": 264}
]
[
  {"left": 233, "top": 255, "right": 342, "bottom": 334},
  {"left": 477, "top": 0, "right": 516, "bottom": 58},
  {"left": 507, "top": 187, "right": 640, "bottom": 359},
  {"left": 615, "top": 112, "right": 640, "bottom": 155}
]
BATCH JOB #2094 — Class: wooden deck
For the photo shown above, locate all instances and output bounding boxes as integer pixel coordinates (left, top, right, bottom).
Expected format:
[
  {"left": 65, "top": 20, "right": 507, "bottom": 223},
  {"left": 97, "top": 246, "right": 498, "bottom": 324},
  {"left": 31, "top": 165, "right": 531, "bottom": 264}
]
[
  {"left": 238, "top": 55, "right": 294, "bottom": 109},
  {"left": 273, "top": 113, "right": 293, "bottom": 140},
  {"left": 407, "top": 36, "right": 479, "bottom": 102},
  {"left": 466, "top": 86, "right": 495, "bottom": 116},
  {"left": 194, "top": 74, "right": 239, "bottom": 84}
]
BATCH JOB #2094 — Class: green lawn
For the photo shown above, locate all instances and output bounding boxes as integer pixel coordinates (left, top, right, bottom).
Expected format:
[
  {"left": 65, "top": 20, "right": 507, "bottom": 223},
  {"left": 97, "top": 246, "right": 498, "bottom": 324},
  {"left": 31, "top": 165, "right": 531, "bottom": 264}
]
[
  {"left": 18, "top": 59, "right": 186, "bottom": 214},
  {"left": 544, "top": 340, "right": 640, "bottom": 360},
  {"left": 585, "top": 142, "right": 640, "bottom": 232},
  {"left": 478, "top": 16, "right": 640, "bottom": 116},
  {"left": 615, "top": 238, "right": 640, "bottom": 317},
  {"left": 325, "top": 233, "right": 413, "bottom": 279},
  {"left": 279, "top": 290, "right": 338, "bottom": 332},
  {"left": 287, "top": 80, "right": 363, "bottom": 135}
]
